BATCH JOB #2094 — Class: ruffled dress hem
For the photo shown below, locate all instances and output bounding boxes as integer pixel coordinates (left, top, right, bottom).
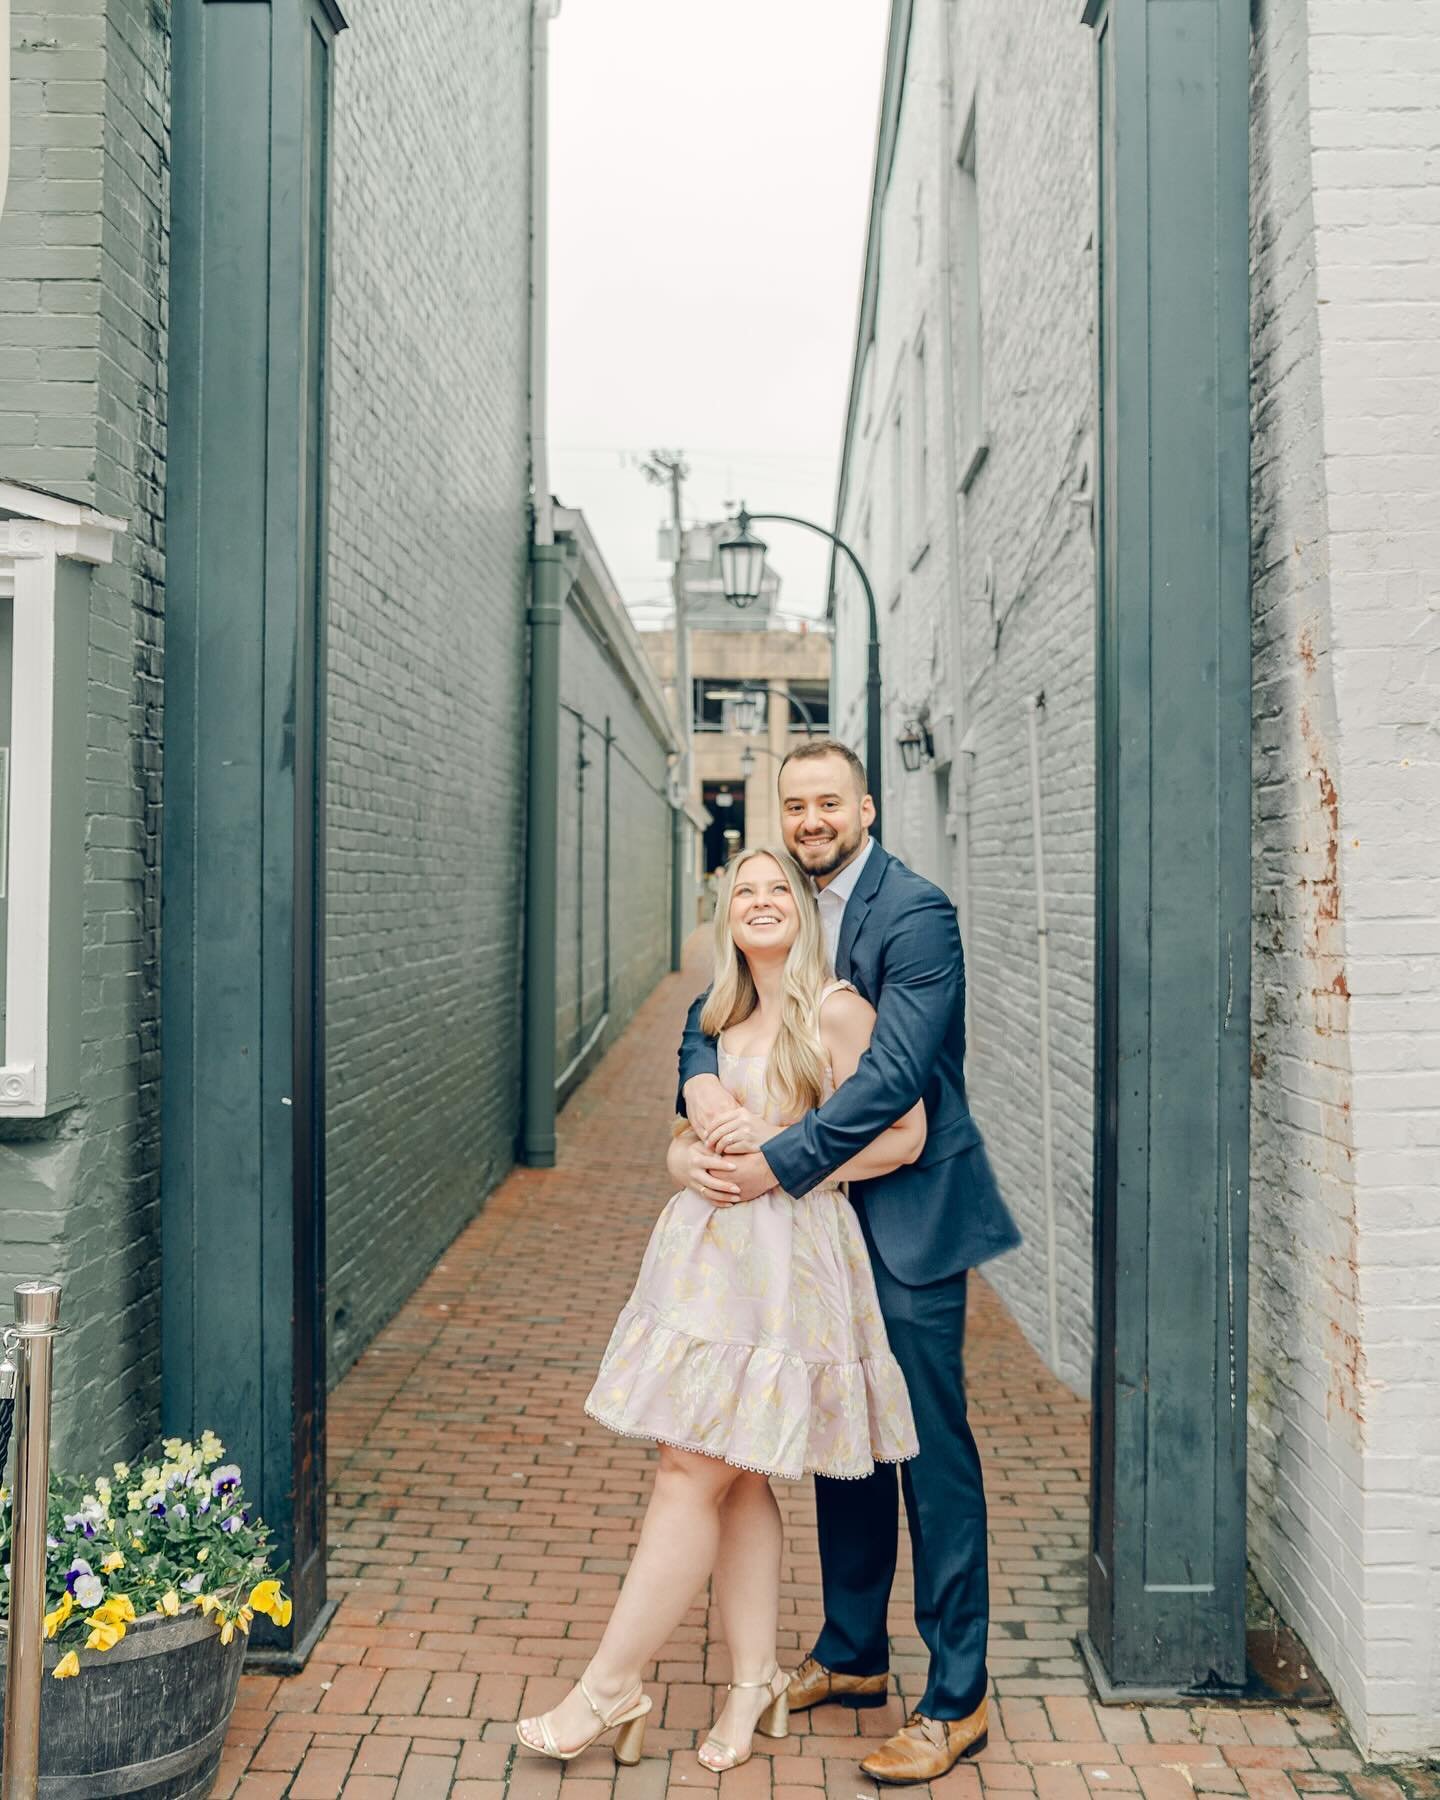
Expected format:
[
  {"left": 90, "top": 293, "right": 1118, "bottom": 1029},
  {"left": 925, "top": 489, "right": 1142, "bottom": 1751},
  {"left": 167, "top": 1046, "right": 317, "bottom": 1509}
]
[
  {"left": 582, "top": 1405, "right": 914, "bottom": 1482},
  {"left": 584, "top": 1304, "right": 919, "bottom": 1483}
]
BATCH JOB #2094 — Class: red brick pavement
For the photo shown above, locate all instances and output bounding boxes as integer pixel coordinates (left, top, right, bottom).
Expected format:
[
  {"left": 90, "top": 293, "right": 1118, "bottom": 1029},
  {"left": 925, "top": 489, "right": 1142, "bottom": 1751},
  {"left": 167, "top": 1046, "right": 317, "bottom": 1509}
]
[{"left": 218, "top": 948, "right": 1385, "bottom": 1799}]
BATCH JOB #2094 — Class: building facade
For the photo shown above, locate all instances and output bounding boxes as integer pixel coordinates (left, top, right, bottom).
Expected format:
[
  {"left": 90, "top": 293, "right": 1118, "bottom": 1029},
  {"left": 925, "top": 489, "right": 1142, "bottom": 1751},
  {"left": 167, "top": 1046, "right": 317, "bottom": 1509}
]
[
  {"left": 833, "top": 0, "right": 1439, "bottom": 1759},
  {"left": 642, "top": 523, "right": 831, "bottom": 873},
  {"left": 0, "top": 0, "right": 687, "bottom": 1654}
]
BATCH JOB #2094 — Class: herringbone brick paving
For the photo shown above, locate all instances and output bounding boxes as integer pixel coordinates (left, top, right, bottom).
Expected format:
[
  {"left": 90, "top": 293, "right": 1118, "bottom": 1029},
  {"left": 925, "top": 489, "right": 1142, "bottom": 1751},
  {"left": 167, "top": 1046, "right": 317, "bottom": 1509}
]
[{"left": 218, "top": 947, "right": 1402, "bottom": 1800}]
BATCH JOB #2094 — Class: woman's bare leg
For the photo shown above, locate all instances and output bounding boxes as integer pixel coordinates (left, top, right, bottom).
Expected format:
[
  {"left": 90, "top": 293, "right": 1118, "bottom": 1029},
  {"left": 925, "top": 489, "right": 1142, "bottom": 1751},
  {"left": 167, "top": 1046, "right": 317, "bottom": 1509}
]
[
  {"left": 519, "top": 1445, "right": 740, "bottom": 1753},
  {"left": 702, "top": 1472, "right": 784, "bottom": 1762}
]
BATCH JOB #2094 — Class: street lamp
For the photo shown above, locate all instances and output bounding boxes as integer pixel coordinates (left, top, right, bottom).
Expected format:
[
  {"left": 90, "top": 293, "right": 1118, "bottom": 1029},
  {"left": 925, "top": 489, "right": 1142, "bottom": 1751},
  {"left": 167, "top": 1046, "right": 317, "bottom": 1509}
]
[
  {"left": 703, "top": 682, "right": 817, "bottom": 736},
  {"left": 718, "top": 504, "right": 883, "bottom": 841},
  {"left": 716, "top": 517, "right": 767, "bottom": 609}
]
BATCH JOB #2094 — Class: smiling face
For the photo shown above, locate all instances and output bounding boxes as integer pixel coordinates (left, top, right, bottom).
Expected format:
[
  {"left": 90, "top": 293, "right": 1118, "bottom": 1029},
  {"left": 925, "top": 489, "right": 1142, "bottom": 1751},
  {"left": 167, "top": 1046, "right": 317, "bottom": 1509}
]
[
  {"left": 779, "top": 749, "right": 875, "bottom": 884},
  {"left": 727, "top": 852, "right": 801, "bottom": 963}
]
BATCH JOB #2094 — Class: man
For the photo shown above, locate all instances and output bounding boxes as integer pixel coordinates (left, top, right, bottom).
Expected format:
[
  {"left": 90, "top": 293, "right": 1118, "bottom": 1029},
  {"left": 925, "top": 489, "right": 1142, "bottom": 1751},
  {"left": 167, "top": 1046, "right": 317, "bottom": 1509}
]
[{"left": 675, "top": 740, "right": 1020, "bottom": 1785}]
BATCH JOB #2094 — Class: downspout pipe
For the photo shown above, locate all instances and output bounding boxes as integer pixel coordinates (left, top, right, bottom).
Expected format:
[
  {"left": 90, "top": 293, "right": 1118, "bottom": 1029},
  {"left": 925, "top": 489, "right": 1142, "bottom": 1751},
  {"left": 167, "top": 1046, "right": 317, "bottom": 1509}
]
[
  {"left": 530, "top": 0, "right": 561, "bottom": 548},
  {"left": 523, "top": 0, "right": 564, "bottom": 1165},
  {"left": 0, "top": 0, "right": 10, "bottom": 223},
  {"left": 1026, "top": 691, "right": 1060, "bottom": 1373},
  {"left": 523, "top": 543, "right": 566, "bottom": 1166},
  {"left": 938, "top": 0, "right": 972, "bottom": 956}
]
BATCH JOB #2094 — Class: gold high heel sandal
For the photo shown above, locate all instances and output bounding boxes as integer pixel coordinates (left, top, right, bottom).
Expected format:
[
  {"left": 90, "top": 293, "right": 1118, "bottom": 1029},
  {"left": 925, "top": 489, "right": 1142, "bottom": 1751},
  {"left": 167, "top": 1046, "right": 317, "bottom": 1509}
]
[
  {"left": 698, "top": 1665, "right": 790, "bottom": 1773},
  {"left": 517, "top": 1679, "right": 652, "bottom": 1765}
]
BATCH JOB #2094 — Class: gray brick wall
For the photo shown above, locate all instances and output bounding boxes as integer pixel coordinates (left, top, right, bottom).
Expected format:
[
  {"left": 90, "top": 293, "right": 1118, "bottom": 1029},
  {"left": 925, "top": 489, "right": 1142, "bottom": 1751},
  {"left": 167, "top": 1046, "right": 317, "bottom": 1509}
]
[
  {"left": 832, "top": 0, "right": 1097, "bottom": 1391},
  {"left": 0, "top": 0, "right": 167, "bottom": 1465},
  {"left": 321, "top": 0, "right": 533, "bottom": 1382},
  {"left": 555, "top": 611, "right": 673, "bottom": 1083}
]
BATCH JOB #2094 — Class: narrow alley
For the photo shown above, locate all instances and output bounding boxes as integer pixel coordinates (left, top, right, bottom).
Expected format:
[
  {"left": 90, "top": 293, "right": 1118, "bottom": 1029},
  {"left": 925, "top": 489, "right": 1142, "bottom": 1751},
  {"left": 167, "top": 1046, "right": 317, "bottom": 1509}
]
[{"left": 217, "top": 946, "right": 1374, "bottom": 1800}]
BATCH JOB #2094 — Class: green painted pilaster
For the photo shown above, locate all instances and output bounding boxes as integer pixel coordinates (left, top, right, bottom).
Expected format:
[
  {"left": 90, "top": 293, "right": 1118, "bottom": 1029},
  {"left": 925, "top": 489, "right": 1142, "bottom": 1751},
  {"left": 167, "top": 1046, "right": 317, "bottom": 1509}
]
[
  {"left": 164, "top": 0, "right": 344, "bottom": 1666},
  {"left": 1081, "top": 0, "right": 1253, "bottom": 1696}
]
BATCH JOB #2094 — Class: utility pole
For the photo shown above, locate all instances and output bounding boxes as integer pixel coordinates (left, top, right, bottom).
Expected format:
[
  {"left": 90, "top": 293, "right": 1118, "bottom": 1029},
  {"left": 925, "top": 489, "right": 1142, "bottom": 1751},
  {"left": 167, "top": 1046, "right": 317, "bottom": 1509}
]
[{"left": 642, "top": 451, "right": 690, "bottom": 971}]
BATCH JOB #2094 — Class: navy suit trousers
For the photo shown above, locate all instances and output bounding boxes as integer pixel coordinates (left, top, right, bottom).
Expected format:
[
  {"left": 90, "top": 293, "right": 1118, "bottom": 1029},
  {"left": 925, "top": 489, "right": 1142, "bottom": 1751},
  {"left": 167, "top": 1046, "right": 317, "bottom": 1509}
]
[{"left": 812, "top": 1251, "right": 989, "bottom": 1720}]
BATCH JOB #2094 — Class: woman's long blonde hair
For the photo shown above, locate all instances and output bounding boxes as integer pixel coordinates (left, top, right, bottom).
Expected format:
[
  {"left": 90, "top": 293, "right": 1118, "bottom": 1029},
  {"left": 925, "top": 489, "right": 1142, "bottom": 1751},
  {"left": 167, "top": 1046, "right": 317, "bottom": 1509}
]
[{"left": 701, "top": 846, "right": 831, "bottom": 1120}]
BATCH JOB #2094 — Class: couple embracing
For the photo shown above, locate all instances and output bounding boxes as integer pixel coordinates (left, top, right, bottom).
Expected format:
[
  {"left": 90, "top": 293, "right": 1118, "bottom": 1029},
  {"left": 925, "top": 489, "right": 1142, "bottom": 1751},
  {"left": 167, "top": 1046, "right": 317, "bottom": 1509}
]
[{"left": 518, "top": 739, "right": 1020, "bottom": 1785}]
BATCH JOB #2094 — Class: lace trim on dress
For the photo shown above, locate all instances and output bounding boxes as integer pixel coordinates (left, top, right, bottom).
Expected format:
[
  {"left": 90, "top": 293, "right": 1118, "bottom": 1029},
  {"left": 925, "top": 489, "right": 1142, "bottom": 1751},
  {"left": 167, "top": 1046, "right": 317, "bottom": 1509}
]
[{"left": 580, "top": 1406, "right": 914, "bottom": 1481}]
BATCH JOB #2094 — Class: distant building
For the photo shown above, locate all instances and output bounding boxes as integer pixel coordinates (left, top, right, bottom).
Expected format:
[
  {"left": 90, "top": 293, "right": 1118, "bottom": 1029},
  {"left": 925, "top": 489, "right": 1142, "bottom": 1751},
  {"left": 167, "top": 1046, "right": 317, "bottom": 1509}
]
[{"left": 640, "top": 524, "right": 831, "bottom": 873}]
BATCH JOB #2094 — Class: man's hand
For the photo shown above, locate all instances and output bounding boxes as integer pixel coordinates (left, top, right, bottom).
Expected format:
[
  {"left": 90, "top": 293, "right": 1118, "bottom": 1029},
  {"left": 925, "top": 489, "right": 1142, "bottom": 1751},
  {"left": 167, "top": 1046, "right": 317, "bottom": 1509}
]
[
  {"left": 728, "top": 1151, "right": 778, "bottom": 1203},
  {"left": 704, "top": 1105, "right": 779, "bottom": 1156},
  {"left": 682, "top": 1073, "right": 734, "bottom": 1141},
  {"left": 673, "top": 1135, "right": 744, "bottom": 1205}
]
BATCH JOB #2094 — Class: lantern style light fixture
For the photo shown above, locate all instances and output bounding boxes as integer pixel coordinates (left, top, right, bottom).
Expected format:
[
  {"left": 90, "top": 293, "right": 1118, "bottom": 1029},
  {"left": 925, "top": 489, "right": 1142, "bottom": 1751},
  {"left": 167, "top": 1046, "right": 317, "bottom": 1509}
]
[
  {"left": 717, "top": 506, "right": 768, "bottom": 609},
  {"left": 704, "top": 686, "right": 765, "bottom": 734},
  {"left": 897, "top": 719, "right": 933, "bottom": 773}
]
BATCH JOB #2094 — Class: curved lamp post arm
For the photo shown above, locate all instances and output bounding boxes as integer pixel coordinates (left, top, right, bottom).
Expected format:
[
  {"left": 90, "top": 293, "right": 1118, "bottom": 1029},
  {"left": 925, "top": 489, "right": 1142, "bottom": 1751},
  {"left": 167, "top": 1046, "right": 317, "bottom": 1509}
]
[
  {"left": 740, "top": 510, "right": 884, "bottom": 841},
  {"left": 732, "top": 680, "right": 817, "bottom": 735}
]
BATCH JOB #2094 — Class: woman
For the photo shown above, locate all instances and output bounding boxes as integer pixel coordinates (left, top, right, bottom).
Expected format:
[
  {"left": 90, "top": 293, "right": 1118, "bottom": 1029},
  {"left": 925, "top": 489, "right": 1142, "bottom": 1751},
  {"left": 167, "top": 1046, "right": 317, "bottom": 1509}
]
[{"left": 517, "top": 848, "right": 922, "bottom": 1772}]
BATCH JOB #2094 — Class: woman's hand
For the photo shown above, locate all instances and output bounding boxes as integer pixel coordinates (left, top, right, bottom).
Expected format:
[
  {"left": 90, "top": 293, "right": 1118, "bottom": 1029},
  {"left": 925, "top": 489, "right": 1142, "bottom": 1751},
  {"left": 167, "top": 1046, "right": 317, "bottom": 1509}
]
[
  {"left": 704, "top": 1105, "right": 780, "bottom": 1157},
  {"left": 670, "top": 1131, "right": 745, "bottom": 1205}
]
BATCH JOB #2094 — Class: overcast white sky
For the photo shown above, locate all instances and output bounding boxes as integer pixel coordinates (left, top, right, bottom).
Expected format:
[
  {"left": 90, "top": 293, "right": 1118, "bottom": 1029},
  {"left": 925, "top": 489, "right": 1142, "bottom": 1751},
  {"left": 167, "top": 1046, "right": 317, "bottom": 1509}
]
[{"left": 549, "top": 0, "right": 891, "bottom": 628}]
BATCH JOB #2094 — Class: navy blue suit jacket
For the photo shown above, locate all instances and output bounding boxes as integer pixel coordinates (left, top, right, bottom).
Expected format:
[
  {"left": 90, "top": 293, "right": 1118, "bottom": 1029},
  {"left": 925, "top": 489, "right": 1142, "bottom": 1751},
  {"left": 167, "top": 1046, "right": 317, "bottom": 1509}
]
[{"left": 678, "top": 842, "right": 1020, "bottom": 1286}]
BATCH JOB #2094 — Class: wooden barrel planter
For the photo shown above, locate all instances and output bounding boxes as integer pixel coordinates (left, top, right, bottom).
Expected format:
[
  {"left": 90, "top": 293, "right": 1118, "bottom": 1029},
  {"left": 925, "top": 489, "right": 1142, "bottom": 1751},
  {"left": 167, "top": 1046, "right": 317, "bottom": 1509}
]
[{"left": 0, "top": 1612, "right": 246, "bottom": 1798}]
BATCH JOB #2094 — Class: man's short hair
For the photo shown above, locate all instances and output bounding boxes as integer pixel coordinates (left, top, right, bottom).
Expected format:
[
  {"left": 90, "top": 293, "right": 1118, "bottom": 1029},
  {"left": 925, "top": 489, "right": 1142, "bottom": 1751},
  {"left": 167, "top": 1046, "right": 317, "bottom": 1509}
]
[{"left": 778, "top": 737, "right": 869, "bottom": 795}]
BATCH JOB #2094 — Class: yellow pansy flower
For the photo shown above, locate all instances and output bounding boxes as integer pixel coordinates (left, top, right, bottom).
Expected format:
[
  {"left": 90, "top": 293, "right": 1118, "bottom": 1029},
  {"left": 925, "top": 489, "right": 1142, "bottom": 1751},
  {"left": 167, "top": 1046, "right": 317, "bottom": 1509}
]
[
  {"left": 248, "top": 1580, "right": 282, "bottom": 1617},
  {"left": 219, "top": 1617, "right": 235, "bottom": 1646},
  {"left": 44, "top": 1593, "right": 74, "bottom": 1639},
  {"left": 100, "top": 1552, "right": 125, "bottom": 1574},
  {"left": 196, "top": 1548, "right": 209, "bottom": 1564},
  {"left": 85, "top": 1619, "right": 125, "bottom": 1652},
  {"left": 113, "top": 1462, "right": 130, "bottom": 1481},
  {"left": 197, "top": 1593, "right": 219, "bottom": 1617},
  {"left": 275, "top": 1595, "right": 293, "bottom": 1628},
  {"left": 157, "top": 1590, "right": 180, "bottom": 1617},
  {"left": 237, "top": 1607, "right": 253, "bottom": 1634},
  {"left": 93, "top": 1594, "right": 136, "bottom": 1626},
  {"left": 52, "top": 1652, "right": 80, "bottom": 1680}
]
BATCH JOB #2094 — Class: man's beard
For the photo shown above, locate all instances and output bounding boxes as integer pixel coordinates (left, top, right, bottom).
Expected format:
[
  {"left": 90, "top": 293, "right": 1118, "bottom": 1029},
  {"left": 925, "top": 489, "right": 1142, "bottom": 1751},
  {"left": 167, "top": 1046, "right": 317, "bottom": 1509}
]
[{"left": 790, "top": 824, "right": 862, "bottom": 880}]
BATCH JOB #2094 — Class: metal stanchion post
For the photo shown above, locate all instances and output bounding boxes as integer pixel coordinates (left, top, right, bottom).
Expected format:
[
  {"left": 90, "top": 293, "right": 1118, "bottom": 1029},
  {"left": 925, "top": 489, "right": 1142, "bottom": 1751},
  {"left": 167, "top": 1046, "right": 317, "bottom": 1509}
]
[{"left": 2, "top": 1281, "right": 63, "bottom": 1800}]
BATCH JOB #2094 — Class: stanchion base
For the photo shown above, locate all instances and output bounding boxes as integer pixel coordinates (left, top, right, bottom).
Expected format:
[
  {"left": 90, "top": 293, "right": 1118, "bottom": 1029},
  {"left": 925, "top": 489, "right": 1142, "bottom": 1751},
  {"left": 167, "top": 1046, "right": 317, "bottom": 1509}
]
[{"left": 243, "top": 1597, "right": 339, "bottom": 1675}]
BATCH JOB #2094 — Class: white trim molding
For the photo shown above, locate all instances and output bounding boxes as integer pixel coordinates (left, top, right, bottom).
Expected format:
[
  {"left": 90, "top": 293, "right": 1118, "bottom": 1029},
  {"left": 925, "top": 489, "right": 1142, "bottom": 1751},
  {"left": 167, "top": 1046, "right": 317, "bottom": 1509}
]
[{"left": 0, "top": 483, "right": 125, "bottom": 1117}]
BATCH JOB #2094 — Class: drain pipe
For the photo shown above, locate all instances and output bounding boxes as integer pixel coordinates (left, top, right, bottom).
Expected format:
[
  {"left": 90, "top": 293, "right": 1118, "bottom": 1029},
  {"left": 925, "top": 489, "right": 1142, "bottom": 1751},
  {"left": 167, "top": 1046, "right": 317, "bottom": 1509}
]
[
  {"left": 1026, "top": 692, "right": 1060, "bottom": 1374},
  {"left": 523, "top": 0, "right": 565, "bottom": 1166},
  {"left": 937, "top": 0, "right": 973, "bottom": 965},
  {"left": 1, "top": 0, "right": 11, "bottom": 223}
]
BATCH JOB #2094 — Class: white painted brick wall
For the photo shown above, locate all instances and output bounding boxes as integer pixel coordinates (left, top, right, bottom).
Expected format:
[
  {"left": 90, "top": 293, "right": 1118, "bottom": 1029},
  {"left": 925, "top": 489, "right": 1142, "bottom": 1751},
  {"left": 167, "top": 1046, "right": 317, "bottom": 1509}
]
[
  {"left": 833, "top": 0, "right": 1097, "bottom": 1393},
  {"left": 839, "top": 0, "right": 1440, "bottom": 1755},
  {"left": 1248, "top": 0, "right": 1440, "bottom": 1760}
]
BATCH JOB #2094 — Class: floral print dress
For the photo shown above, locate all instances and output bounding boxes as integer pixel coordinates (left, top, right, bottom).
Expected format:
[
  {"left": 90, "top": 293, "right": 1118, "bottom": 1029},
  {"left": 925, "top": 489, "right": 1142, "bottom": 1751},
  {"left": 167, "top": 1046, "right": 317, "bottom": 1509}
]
[{"left": 584, "top": 988, "right": 919, "bottom": 1481}]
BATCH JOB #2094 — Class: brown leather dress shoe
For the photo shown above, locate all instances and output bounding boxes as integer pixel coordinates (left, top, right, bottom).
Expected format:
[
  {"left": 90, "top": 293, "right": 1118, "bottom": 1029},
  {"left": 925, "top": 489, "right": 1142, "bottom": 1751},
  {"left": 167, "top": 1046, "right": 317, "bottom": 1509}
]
[
  {"left": 859, "top": 1700, "right": 989, "bottom": 1785},
  {"left": 786, "top": 1655, "right": 890, "bottom": 1712}
]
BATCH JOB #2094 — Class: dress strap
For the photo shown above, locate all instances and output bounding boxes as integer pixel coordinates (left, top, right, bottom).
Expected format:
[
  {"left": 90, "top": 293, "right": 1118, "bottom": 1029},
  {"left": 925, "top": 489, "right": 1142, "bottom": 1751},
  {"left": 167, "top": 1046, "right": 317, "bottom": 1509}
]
[{"left": 819, "top": 978, "right": 856, "bottom": 1006}]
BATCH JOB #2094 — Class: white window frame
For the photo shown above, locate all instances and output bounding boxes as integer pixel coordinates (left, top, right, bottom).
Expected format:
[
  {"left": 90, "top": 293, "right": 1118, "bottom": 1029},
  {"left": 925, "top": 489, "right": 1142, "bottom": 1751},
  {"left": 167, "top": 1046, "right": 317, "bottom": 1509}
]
[{"left": 0, "top": 484, "right": 125, "bottom": 1116}]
